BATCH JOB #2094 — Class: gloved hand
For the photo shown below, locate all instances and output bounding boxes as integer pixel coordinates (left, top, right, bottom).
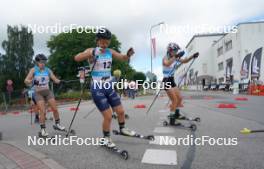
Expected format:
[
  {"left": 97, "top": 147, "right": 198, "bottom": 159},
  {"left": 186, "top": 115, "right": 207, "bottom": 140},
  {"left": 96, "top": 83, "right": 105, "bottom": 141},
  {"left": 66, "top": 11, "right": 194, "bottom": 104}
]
[
  {"left": 193, "top": 52, "right": 199, "bottom": 59},
  {"left": 33, "top": 80, "right": 39, "bottom": 85},
  {"left": 127, "top": 48, "right": 135, "bottom": 57},
  {"left": 175, "top": 51, "right": 185, "bottom": 58}
]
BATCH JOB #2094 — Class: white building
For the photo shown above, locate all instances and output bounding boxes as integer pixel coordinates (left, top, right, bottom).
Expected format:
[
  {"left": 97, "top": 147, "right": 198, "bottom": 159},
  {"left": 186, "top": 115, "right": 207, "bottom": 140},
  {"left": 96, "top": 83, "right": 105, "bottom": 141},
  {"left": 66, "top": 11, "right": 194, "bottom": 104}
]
[{"left": 175, "top": 21, "right": 264, "bottom": 90}]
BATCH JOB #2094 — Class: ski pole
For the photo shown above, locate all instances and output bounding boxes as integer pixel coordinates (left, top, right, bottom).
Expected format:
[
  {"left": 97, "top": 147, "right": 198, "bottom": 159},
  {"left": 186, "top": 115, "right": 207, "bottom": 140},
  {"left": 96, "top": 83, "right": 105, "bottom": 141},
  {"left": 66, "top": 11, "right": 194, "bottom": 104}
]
[
  {"left": 83, "top": 106, "right": 97, "bottom": 119},
  {"left": 240, "top": 128, "right": 264, "bottom": 134},
  {"left": 66, "top": 57, "right": 98, "bottom": 137},
  {"left": 30, "top": 105, "right": 33, "bottom": 125},
  {"left": 177, "top": 58, "right": 196, "bottom": 87}
]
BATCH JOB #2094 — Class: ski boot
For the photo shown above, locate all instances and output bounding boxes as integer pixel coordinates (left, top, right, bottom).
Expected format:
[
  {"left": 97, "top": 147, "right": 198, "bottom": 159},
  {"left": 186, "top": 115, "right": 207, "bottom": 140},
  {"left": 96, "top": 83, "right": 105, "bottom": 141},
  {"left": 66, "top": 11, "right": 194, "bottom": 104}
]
[
  {"left": 102, "top": 137, "right": 116, "bottom": 148},
  {"left": 38, "top": 128, "right": 49, "bottom": 138},
  {"left": 53, "top": 123, "right": 66, "bottom": 131}
]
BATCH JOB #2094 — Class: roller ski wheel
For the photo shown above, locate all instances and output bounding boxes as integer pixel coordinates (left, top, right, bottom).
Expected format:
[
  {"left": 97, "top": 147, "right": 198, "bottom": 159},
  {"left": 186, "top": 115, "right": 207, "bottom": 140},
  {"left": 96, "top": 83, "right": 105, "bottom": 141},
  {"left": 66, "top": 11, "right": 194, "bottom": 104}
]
[
  {"left": 189, "top": 124, "right": 197, "bottom": 131},
  {"left": 112, "top": 129, "right": 155, "bottom": 141},
  {"left": 100, "top": 144, "right": 129, "bottom": 160},
  {"left": 194, "top": 117, "right": 201, "bottom": 122},
  {"left": 163, "top": 121, "right": 168, "bottom": 126},
  {"left": 120, "top": 150, "right": 129, "bottom": 160},
  {"left": 146, "top": 135, "right": 155, "bottom": 141},
  {"left": 163, "top": 120, "right": 197, "bottom": 131}
]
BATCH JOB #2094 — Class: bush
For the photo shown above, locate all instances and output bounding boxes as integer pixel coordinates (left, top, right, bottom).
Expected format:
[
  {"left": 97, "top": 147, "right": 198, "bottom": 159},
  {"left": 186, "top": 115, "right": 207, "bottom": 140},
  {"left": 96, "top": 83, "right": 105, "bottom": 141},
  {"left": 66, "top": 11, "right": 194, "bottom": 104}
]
[{"left": 56, "top": 90, "right": 91, "bottom": 100}]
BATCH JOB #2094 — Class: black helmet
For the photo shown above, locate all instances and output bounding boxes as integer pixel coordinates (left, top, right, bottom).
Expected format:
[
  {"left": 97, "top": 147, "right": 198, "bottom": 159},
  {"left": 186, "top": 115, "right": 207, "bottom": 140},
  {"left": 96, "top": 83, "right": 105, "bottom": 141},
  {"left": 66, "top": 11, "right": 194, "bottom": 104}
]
[
  {"left": 96, "top": 28, "right": 112, "bottom": 40},
  {"left": 35, "top": 54, "right": 47, "bottom": 62}
]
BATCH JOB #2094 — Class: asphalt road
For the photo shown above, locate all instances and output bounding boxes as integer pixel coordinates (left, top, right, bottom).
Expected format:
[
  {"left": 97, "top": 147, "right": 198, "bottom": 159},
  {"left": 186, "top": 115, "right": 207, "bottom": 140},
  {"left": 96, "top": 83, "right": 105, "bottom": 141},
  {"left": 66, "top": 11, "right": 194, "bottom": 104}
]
[{"left": 1, "top": 91, "right": 264, "bottom": 169}]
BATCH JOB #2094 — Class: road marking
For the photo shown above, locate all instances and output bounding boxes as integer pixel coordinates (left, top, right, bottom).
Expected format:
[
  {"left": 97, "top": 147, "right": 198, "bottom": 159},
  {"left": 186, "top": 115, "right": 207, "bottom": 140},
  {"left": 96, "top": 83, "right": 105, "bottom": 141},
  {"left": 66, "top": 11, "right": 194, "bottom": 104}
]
[
  {"left": 142, "top": 149, "right": 177, "bottom": 165},
  {"left": 159, "top": 109, "right": 169, "bottom": 113},
  {"left": 149, "top": 136, "right": 175, "bottom": 145},
  {"left": 153, "top": 127, "right": 174, "bottom": 133}
]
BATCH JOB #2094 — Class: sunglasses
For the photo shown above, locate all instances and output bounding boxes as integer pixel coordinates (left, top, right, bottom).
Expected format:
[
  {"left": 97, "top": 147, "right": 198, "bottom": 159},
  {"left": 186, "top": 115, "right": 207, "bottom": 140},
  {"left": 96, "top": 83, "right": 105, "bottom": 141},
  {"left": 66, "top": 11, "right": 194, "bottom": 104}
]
[{"left": 38, "top": 60, "right": 47, "bottom": 64}]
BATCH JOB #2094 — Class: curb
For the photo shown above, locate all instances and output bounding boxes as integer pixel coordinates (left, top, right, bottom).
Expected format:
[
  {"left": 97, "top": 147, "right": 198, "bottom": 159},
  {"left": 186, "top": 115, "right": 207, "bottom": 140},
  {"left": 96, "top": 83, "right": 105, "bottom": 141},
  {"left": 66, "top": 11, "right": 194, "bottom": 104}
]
[{"left": 1, "top": 141, "right": 66, "bottom": 169}]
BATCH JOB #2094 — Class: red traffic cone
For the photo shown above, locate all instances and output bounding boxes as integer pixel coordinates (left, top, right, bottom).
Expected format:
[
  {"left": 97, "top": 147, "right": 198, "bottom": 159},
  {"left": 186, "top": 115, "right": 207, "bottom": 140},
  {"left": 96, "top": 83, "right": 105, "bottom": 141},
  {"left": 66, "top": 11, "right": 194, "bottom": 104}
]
[
  {"left": 217, "top": 103, "right": 236, "bottom": 108},
  {"left": 134, "top": 104, "right": 146, "bottom": 108},
  {"left": 235, "top": 97, "right": 248, "bottom": 101}
]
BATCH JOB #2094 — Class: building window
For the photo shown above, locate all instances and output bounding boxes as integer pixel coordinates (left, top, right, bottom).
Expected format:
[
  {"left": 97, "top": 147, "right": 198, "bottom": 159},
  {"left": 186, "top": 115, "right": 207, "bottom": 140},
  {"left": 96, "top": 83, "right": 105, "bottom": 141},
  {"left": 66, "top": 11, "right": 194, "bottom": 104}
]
[
  {"left": 202, "top": 63, "right": 207, "bottom": 74},
  {"left": 219, "top": 77, "right": 224, "bottom": 83},
  {"left": 225, "top": 40, "right": 232, "bottom": 51},
  {"left": 217, "top": 46, "right": 223, "bottom": 56},
  {"left": 218, "top": 62, "right": 224, "bottom": 71}
]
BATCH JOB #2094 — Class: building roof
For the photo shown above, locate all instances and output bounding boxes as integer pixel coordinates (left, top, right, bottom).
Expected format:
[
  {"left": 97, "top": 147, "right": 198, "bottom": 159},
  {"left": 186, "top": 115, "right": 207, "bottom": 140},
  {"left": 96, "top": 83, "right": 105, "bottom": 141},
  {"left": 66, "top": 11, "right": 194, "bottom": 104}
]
[
  {"left": 185, "top": 20, "right": 264, "bottom": 49},
  {"left": 185, "top": 33, "right": 225, "bottom": 48}
]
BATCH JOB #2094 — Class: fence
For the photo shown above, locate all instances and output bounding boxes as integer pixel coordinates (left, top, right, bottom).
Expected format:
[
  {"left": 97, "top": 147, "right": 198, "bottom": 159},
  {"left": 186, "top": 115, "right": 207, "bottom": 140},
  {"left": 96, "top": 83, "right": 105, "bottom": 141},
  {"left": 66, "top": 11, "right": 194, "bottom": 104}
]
[{"left": 0, "top": 79, "right": 91, "bottom": 112}]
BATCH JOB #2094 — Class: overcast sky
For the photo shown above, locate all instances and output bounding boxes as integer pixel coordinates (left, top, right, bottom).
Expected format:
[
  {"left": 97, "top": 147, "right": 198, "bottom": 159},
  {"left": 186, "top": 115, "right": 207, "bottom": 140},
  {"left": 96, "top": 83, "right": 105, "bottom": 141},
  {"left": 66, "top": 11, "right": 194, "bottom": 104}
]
[{"left": 1, "top": 0, "right": 264, "bottom": 79}]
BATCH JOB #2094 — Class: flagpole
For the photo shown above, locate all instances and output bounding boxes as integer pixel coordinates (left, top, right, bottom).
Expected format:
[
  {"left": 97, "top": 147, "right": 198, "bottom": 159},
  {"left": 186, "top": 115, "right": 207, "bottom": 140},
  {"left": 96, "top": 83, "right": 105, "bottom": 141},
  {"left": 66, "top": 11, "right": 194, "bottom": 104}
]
[{"left": 150, "top": 22, "right": 165, "bottom": 73}]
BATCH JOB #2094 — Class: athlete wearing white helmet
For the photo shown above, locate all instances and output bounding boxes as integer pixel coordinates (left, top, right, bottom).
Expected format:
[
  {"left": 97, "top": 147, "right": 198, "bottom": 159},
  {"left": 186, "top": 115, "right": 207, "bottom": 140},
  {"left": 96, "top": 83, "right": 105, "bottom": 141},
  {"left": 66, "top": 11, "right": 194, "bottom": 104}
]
[{"left": 162, "top": 42, "right": 199, "bottom": 125}]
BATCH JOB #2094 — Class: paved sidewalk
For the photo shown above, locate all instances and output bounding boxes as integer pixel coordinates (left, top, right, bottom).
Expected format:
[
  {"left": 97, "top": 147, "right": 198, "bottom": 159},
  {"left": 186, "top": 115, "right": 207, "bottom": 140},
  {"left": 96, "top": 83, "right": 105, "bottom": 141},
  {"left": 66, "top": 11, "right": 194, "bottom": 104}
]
[{"left": 0, "top": 141, "right": 66, "bottom": 169}]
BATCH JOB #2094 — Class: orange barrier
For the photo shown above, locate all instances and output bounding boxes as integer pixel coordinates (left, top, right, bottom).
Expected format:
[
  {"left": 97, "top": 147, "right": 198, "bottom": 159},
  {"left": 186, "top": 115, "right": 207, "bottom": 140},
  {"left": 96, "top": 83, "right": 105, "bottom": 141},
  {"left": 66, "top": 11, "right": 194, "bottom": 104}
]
[
  {"left": 235, "top": 97, "right": 248, "bottom": 101},
  {"left": 248, "top": 85, "right": 264, "bottom": 96},
  {"left": 134, "top": 104, "right": 146, "bottom": 108},
  {"left": 217, "top": 103, "right": 237, "bottom": 108},
  {"left": 70, "top": 107, "right": 79, "bottom": 111}
]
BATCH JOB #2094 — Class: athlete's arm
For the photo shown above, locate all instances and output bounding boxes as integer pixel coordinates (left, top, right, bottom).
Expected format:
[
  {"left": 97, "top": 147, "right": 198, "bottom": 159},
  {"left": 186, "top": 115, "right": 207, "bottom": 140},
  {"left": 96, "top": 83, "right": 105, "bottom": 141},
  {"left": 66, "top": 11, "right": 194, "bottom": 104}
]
[
  {"left": 74, "top": 48, "right": 94, "bottom": 62},
  {"left": 49, "top": 70, "right": 60, "bottom": 84},
  {"left": 179, "top": 56, "right": 193, "bottom": 64},
  {"left": 111, "top": 48, "right": 134, "bottom": 61},
  {"left": 180, "top": 52, "right": 199, "bottom": 63},
  {"left": 24, "top": 68, "right": 35, "bottom": 86},
  {"left": 163, "top": 57, "right": 178, "bottom": 66}
]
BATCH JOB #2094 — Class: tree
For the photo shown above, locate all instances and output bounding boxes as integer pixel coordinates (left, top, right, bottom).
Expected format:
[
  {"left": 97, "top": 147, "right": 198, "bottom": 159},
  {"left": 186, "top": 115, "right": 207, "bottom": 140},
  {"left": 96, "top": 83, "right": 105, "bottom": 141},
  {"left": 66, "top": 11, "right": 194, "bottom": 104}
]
[
  {"left": 146, "top": 71, "right": 157, "bottom": 82},
  {"left": 0, "top": 25, "right": 34, "bottom": 90},
  {"left": 133, "top": 71, "right": 146, "bottom": 84},
  {"left": 47, "top": 29, "right": 136, "bottom": 80}
]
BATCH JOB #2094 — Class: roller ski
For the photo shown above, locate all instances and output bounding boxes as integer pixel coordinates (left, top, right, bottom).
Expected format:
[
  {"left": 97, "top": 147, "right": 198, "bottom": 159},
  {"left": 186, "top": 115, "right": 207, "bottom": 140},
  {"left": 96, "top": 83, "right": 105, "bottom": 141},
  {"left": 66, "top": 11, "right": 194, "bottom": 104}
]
[
  {"left": 162, "top": 114, "right": 197, "bottom": 131},
  {"left": 174, "top": 110, "right": 200, "bottom": 122},
  {"left": 176, "top": 115, "right": 201, "bottom": 123},
  {"left": 53, "top": 124, "right": 76, "bottom": 135},
  {"left": 112, "top": 113, "right": 129, "bottom": 119},
  {"left": 112, "top": 128, "right": 155, "bottom": 141},
  {"left": 100, "top": 137, "right": 129, "bottom": 160}
]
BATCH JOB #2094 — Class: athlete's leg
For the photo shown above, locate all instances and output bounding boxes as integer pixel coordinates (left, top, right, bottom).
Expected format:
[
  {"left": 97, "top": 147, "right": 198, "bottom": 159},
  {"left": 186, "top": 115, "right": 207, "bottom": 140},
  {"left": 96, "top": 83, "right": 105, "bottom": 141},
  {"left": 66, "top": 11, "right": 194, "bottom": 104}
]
[
  {"left": 47, "top": 98, "right": 59, "bottom": 120},
  {"left": 174, "top": 87, "right": 185, "bottom": 119},
  {"left": 166, "top": 88, "right": 178, "bottom": 112},
  {"left": 101, "top": 107, "right": 113, "bottom": 136},
  {"left": 113, "top": 105, "right": 125, "bottom": 124},
  {"left": 165, "top": 87, "right": 178, "bottom": 125}
]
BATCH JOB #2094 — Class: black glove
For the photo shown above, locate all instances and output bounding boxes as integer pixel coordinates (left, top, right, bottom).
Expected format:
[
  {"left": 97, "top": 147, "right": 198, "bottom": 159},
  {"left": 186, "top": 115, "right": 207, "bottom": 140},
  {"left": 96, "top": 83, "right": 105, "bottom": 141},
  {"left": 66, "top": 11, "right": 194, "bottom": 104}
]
[
  {"left": 33, "top": 80, "right": 39, "bottom": 85},
  {"left": 127, "top": 47, "right": 135, "bottom": 57},
  {"left": 175, "top": 51, "right": 185, "bottom": 58},
  {"left": 193, "top": 52, "right": 199, "bottom": 59}
]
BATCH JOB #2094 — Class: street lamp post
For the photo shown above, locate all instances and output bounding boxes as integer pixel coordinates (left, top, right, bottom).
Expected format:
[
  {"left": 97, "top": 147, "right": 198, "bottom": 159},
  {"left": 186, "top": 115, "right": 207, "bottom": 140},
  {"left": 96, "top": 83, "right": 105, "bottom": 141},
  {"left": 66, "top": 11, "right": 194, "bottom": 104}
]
[{"left": 150, "top": 22, "right": 165, "bottom": 73}]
